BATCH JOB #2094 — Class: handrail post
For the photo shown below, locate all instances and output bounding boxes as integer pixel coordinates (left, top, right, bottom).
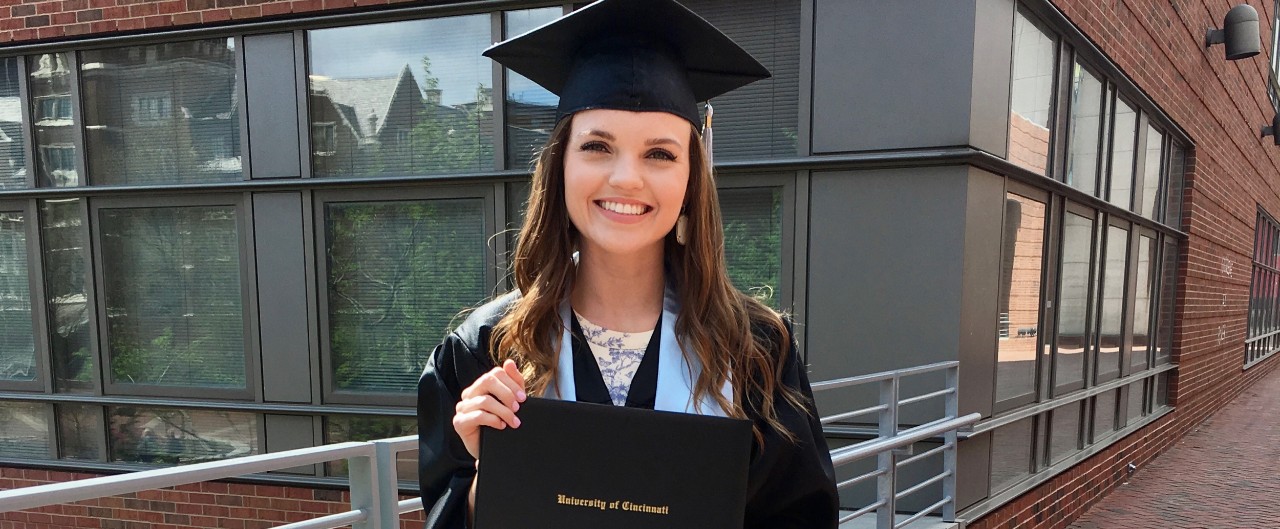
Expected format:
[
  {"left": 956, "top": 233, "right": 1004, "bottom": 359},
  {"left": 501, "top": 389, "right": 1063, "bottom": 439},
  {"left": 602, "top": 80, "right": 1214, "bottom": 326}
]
[
  {"left": 942, "top": 365, "right": 959, "bottom": 521},
  {"left": 348, "top": 451, "right": 381, "bottom": 529},
  {"left": 371, "top": 439, "right": 402, "bottom": 529},
  {"left": 876, "top": 376, "right": 899, "bottom": 529}
]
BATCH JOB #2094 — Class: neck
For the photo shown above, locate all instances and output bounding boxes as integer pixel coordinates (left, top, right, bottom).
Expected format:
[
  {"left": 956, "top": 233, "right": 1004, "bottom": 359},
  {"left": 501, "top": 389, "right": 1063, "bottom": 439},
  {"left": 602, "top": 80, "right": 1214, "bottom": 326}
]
[{"left": 571, "top": 244, "right": 666, "bottom": 333}]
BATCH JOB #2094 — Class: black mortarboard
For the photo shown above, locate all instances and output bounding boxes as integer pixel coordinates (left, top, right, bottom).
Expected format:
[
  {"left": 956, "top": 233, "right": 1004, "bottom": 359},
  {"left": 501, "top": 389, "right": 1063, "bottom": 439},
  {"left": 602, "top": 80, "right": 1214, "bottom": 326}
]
[{"left": 482, "top": 0, "right": 771, "bottom": 128}]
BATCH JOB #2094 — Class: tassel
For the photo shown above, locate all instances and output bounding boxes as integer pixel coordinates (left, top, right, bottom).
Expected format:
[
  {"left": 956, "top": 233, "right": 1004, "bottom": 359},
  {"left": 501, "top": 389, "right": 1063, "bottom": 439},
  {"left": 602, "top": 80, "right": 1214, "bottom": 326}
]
[{"left": 702, "top": 102, "right": 714, "bottom": 167}]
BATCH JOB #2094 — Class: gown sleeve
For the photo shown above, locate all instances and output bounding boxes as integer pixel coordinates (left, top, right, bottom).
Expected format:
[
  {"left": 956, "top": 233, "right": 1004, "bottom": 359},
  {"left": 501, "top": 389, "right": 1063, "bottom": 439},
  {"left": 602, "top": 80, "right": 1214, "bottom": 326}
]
[
  {"left": 417, "top": 332, "right": 493, "bottom": 529},
  {"left": 743, "top": 321, "right": 839, "bottom": 529}
]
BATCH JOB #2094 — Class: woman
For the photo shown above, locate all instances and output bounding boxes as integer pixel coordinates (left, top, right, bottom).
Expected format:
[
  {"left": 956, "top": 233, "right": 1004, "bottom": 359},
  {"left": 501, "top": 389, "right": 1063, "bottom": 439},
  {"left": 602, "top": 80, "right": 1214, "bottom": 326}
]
[{"left": 417, "top": 0, "right": 838, "bottom": 527}]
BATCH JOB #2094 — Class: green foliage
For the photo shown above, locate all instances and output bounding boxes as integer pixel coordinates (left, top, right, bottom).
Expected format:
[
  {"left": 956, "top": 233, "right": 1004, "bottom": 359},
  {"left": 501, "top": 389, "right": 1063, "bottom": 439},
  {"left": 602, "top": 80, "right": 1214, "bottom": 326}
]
[{"left": 722, "top": 189, "right": 783, "bottom": 308}]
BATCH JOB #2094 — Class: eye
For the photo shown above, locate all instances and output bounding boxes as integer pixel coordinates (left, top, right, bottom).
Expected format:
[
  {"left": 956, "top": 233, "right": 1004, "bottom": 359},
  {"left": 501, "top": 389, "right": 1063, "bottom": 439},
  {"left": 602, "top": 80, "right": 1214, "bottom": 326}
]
[
  {"left": 580, "top": 141, "right": 610, "bottom": 153},
  {"left": 646, "top": 148, "right": 677, "bottom": 161}
]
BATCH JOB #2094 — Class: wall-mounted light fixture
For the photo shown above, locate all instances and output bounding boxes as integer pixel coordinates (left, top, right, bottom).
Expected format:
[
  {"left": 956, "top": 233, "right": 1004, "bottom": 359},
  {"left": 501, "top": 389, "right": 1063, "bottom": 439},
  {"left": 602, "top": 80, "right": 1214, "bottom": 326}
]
[
  {"left": 1261, "top": 114, "right": 1280, "bottom": 146},
  {"left": 1205, "top": 4, "right": 1261, "bottom": 60}
]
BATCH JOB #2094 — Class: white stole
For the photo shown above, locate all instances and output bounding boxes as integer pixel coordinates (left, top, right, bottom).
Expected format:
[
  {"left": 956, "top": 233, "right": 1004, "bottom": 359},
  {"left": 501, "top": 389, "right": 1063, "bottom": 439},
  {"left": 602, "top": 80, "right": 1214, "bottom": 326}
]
[{"left": 548, "top": 288, "right": 733, "bottom": 416}]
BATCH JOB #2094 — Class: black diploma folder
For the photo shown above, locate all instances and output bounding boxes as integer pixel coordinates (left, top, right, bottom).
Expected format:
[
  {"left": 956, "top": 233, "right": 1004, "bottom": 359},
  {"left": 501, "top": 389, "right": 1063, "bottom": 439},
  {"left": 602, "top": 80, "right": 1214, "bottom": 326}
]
[{"left": 474, "top": 398, "right": 752, "bottom": 529}]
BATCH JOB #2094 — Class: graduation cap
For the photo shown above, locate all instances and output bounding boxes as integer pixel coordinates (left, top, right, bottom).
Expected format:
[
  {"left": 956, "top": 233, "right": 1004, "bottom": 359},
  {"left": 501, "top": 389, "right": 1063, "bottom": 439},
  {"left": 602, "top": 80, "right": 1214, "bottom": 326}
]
[{"left": 482, "top": 0, "right": 771, "bottom": 130}]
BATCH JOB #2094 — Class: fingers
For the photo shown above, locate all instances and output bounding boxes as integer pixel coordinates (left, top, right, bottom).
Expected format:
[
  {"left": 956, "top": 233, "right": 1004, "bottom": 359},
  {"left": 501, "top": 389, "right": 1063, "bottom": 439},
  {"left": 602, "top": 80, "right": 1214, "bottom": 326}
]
[{"left": 462, "top": 362, "right": 528, "bottom": 412}]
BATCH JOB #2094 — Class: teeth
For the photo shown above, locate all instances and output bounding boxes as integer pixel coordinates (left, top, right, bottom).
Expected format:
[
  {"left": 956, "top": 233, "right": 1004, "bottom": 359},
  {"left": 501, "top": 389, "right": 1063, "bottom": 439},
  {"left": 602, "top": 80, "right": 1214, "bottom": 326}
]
[{"left": 599, "top": 201, "right": 647, "bottom": 215}]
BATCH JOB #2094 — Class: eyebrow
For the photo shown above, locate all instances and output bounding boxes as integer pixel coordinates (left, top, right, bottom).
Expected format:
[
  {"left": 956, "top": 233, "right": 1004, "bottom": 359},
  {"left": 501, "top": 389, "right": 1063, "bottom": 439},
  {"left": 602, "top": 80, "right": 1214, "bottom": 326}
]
[{"left": 581, "top": 129, "right": 683, "bottom": 148}]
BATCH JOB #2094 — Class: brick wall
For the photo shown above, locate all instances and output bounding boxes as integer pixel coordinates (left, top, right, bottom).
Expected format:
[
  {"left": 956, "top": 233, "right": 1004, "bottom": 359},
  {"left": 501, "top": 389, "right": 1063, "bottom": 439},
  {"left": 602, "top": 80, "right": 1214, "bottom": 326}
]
[
  {"left": 0, "top": 0, "right": 428, "bottom": 43},
  {"left": 0, "top": 466, "right": 428, "bottom": 529},
  {"left": 970, "top": 0, "right": 1280, "bottom": 527}
]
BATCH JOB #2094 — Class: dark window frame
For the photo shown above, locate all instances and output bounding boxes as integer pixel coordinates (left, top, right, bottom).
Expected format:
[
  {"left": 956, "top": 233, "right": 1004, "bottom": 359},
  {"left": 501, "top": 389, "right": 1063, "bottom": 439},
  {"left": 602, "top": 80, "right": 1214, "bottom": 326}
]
[
  {"left": 1246, "top": 206, "right": 1280, "bottom": 367},
  {"left": 994, "top": 181, "right": 1051, "bottom": 413}
]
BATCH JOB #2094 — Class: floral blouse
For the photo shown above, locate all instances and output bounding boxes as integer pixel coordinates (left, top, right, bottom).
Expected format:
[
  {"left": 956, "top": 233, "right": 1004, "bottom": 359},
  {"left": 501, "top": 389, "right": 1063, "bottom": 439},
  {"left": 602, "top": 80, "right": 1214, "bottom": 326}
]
[{"left": 574, "top": 312, "right": 653, "bottom": 406}]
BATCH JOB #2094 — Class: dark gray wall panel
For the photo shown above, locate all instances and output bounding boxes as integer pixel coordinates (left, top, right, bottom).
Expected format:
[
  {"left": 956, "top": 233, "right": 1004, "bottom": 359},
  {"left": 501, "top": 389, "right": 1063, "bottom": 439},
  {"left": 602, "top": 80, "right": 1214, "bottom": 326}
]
[
  {"left": 956, "top": 433, "right": 992, "bottom": 510},
  {"left": 807, "top": 167, "right": 969, "bottom": 422},
  {"left": 811, "top": 1, "right": 977, "bottom": 153},
  {"left": 970, "top": 0, "right": 1015, "bottom": 157},
  {"left": 254, "top": 193, "right": 312, "bottom": 402},
  {"left": 959, "top": 168, "right": 1005, "bottom": 418},
  {"left": 265, "top": 414, "right": 317, "bottom": 475},
  {"left": 245, "top": 33, "right": 302, "bottom": 179}
]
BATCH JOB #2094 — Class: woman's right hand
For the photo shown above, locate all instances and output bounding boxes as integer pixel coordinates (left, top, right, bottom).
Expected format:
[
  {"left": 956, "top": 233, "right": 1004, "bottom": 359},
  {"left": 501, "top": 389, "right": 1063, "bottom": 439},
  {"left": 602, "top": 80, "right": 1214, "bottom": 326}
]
[{"left": 454, "top": 359, "right": 527, "bottom": 460}]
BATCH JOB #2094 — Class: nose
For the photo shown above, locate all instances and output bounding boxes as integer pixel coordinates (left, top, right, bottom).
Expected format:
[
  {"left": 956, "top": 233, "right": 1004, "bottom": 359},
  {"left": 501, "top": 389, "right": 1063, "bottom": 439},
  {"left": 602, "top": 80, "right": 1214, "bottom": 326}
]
[{"left": 607, "top": 155, "right": 645, "bottom": 191}]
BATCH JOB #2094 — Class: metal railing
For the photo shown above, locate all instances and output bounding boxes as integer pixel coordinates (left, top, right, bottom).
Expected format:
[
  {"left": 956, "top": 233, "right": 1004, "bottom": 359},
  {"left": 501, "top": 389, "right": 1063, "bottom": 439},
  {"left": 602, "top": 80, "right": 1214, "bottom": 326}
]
[
  {"left": 0, "top": 435, "right": 423, "bottom": 529},
  {"left": 812, "top": 361, "right": 981, "bottom": 529},
  {"left": 0, "top": 363, "right": 978, "bottom": 529}
]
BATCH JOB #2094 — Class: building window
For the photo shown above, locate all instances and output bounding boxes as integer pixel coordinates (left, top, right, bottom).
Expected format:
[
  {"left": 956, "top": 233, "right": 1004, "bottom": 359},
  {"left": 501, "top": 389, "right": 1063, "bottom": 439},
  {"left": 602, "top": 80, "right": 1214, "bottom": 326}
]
[
  {"left": 40, "top": 198, "right": 94, "bottom": 393},
  {"left": 1246, "top": 208, "right": 1280, "bottom": 367},
  {"left": 1064, "top": 63, "right": 1104, "bottom": 195},
  {"left": 1107, "top": 98, "right": 1137, "bottom": 209},
  {"left": 0, "top": 58, "right": 27, "bottom": 191},
  {"left": 995, "top": 190, "right": 1046, "bottom": 408},
  {"left": 29, "top": 53, "right": 79, "bottom": 187},
  {"left": 107, "top": 406, "right": 257, "bottom": 464},
  {"left": 1053, "top": 207, "right": 1094, "bottom": 393},
  {"left": 0, "top": 209, "right": 35, "bottom": 384},
  {"left": 720, "top": 186, "right": 785, "bottom": 308},
  {"left": 1270, "top": 1, "right": 1280, "bottom": 110},
  {"left": 307, "top": 15, "right": 495, "bottom": 178},
  {"left": 320, "top": 190, "right": 488, "bottom": 402},
  {"left": 81, "top": 39, "right": 242, "bottom": 185},
  {"left": 0, "top": 401, "right": 50, "bottom": 459},
  {"left": 96, "top": 202, "right": 247, "bottom": 394},
  {"left": 1007, "top": 7, "right": 1057, "bottom": 175},
  {"left": 312, "top": 122, "right": 337, "bottom": 156}
]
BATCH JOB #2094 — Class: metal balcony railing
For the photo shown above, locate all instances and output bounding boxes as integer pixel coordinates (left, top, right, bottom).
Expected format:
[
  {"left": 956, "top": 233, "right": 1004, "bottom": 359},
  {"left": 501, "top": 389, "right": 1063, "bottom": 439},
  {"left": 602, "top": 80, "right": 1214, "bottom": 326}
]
[
  {"left": 0, "top": 362, "right": 977, "bottom": 529},
  {"left": 812, "top": 361, "right": 981, "bottom": 529}
]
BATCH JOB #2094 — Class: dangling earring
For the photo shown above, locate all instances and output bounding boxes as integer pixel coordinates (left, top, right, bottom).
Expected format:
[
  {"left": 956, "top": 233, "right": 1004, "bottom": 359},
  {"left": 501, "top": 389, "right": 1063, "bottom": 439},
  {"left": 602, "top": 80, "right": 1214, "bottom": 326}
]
[{"left": 676, "top": 214, "right": 688, "bottom": 245}]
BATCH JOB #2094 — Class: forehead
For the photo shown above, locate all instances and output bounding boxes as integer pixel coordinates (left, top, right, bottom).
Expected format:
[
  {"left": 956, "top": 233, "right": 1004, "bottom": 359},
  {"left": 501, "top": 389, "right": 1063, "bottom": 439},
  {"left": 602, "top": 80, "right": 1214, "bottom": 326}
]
[{"left": 569, "top": 109, "right": 693, "bottom": 143}]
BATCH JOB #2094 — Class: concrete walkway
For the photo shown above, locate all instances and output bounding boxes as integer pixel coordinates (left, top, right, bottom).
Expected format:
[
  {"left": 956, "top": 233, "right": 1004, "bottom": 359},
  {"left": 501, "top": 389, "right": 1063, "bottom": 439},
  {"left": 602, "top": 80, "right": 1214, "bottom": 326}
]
[{"left": 1068, "top": 366, "right": 1280, "bottom": 529}]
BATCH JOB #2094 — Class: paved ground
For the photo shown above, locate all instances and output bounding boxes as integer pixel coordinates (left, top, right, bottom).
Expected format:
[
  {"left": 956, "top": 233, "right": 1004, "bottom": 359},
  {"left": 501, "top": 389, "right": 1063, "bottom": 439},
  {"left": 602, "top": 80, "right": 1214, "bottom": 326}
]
[{"left": 1068, "top": 366, "right": 1280, "bottom": 529}]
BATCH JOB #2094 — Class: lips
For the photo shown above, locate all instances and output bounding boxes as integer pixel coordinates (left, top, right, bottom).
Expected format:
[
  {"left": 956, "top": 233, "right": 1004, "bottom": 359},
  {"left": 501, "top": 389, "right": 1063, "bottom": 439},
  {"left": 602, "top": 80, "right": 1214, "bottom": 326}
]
[{"left": 596, "top": 200, "right": 651, "bottom": 216}]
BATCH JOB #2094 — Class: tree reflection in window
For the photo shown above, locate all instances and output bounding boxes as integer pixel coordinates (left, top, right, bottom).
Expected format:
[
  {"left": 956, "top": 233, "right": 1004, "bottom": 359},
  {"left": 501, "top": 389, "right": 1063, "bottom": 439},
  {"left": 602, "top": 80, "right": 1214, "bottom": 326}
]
[{"left": 326, "top": 199, "right": 485, "bottom": 393}]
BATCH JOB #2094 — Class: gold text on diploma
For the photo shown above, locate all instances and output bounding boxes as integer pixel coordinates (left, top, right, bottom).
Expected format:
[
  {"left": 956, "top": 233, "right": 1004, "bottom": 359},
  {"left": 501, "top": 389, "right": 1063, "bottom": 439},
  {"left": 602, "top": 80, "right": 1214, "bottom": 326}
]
[{"left": 555, "top": 494, "right": 671, "bottom": 515}]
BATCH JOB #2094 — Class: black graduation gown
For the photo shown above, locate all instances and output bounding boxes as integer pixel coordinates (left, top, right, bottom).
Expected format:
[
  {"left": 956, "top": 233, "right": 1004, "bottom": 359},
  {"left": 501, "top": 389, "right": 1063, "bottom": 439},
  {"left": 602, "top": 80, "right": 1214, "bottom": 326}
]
[{"left": 416, "top": 292, "right": 839, "bottom": 529}]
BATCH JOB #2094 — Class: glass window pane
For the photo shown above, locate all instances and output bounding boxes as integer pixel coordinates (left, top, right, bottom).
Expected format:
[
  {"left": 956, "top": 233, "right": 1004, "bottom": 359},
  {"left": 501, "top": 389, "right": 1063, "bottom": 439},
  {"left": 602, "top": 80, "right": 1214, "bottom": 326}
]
[
  {"left": 29, "top": 53, "right": 80, "bottom": 187},
  {"left": 100, "top": 206, "right": 245, "bottom": 389},
  {"left": 1131, "top": 235, "right": 1155, "bottom": 371},
  {"left": 0, "top": 57, "right": 27, "bottom": 189},
  {"left": 308, "top": 15, "right": 495, "bottom": 178},
  {"left": 81, "top": 39, "right": 241, "bottom": 185},
  {"left": 56, "top": 403, "right": 103, "bottom": 460},
  {"left": 997, "top": 194, "right": 1045, "bottom": 403},
  {"left": 1164, "top": 144, "right": 1185, "bottom": 228},
  {"left": 1155, "top": 372, "right": 1169, "bottom": 408},
  {"left": 504, "top": 8, "right": 562, "bottom": 170},
  {"left": 1048, "top": 402, "right": 1081, "bottom": 465},
  {"left": 0, "top": 401, "right": 50, "bottom": 459},
  {"left": 0, "top": 210, "right": 35, "bottom": 383},
  {"left": 1156, "top": 238, "right": 1177, "bottom": 365},
  {"left": 1066, "top": 64, "right": 1104, "bottom": 195},
  {"left": 1091, "top": 390, "right": 1117, "bottom": 442},
  {"left": 326, "top": 199, "right": 486, "bottom": 393},
  {"left": 1097, "top": 225, "right": 1128, "bottom": 383},
  {"left": 324, "top": 415, "right": 416, "bottom": 481},
  {"left": 1140, "top": 126, "right": 1163, "bottom": 219},
  {"left": 685, "top": 0, "right": 801, "bottom": 160},
  {"left": 1125, "top": 379, "right": 1146, "bottom": 425},
  {"left": 720, "top": 187, "right": 783, "bottom": 308},
  {"left": 1107, "top": 100, "right": 1137, "bottom": 208},
  {"left": 1007, "top": 9, "right": 1055, "bottom": 175},
  {"left": 1055, "top": 211, "right": 1093, "bottom": 389},
  {"left": 41, "top": 199, "right": 94, "bottom": 392},
  {"left": 989, "top": 417, "right": 1033, "bottom": 495},
  {"left": 108, "top": 407, "right": 257, "bottom": 464}
]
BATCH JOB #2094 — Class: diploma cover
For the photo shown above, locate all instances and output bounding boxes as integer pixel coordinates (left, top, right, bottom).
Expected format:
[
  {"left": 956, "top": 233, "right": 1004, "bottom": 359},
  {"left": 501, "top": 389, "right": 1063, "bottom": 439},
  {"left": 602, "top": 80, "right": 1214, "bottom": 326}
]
[{"left": 473, "top": 398, "right": 752, "bottom": 529}]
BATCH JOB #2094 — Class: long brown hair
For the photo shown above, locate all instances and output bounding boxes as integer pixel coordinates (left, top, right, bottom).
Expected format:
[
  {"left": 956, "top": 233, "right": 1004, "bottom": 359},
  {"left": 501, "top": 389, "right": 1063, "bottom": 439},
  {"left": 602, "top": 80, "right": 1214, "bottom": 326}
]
[{"left": 490, "top": 115, "right": 808, "bottom": 440}]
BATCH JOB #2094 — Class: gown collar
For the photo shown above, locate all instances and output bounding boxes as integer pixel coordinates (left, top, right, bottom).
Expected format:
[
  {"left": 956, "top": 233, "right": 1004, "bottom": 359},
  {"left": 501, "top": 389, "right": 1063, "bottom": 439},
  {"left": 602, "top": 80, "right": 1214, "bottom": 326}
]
[{"left": 550, "top": 285, "right": 732, "bottom": 416}]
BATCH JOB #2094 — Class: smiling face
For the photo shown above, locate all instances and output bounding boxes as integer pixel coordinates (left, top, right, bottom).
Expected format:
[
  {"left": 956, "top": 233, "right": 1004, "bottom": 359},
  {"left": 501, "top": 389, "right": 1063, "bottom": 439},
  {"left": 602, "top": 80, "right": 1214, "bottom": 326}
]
[{"left": 563, "top": 109, "right": 692, "bottom": 260}]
